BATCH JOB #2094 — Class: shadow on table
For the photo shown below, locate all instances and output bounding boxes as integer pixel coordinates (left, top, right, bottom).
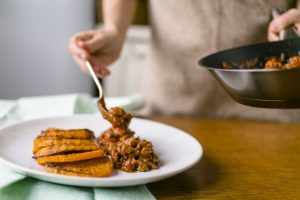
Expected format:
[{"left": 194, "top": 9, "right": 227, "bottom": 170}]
[{"left": 147, "top": 154, "right": 223, "bottom": 198}]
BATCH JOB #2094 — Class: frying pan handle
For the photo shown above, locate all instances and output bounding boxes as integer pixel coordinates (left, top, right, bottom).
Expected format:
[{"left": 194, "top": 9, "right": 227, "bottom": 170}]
[{"left": 271, "top": 8, "right": 299, "bottom": 40}]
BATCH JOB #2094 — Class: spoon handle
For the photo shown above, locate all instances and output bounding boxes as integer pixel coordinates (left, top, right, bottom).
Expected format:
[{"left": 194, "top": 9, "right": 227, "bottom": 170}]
[{"left": 85, "top": 60, "right": 104, "bottom": 100}]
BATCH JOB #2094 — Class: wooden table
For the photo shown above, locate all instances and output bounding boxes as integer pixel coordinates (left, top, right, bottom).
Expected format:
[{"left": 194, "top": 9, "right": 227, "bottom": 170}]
[{"left": 147, "top": 117, "right": 300, "bottom": 199}]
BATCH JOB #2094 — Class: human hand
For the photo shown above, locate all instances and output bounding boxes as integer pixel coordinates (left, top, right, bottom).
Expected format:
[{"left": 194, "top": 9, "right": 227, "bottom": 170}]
[
  {"left": 268, "top": 8, "right": 300, "bottom": 41},
  {"left": 69, "top": 27, "right": 125, "bottom": 78}
]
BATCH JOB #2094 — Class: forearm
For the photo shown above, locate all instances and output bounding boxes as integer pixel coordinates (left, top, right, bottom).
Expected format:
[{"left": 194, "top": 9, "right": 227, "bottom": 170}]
[{"left": 102, "top": 0, "right": 137, "bottom": 39}]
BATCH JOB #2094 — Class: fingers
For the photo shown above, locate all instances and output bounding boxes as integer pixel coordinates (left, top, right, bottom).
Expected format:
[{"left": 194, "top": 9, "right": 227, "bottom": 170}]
[
  {"left": 69, "top": 41, "right": 89, "bottom": 60},
  {"left": 268, "top": 27, "right": 280, "bottom": 41},
  {"left": 74, "top": 31, "right": 94, "bottom": 41},
  {"left": 69, "top": 31, "right": 93, "bottom": 59},
  {"left": 69, "top": 29, "right": 115, "bottom": 78},
  {"left": 73, "top": 55, "right": 87, "bottom": 73},
  {"left": 79, "top": 32, "right": 108, "bottom": 53},
  {"left": 92, "top": 66, "right": 111, "bottom": 78},
  {"left": 73, "top": 56, "right": 111, "bottom": 78},
  {"left": 89, "top": 56, "right": 111, "bottom": 77},
  {"left": 268, "top": 8, "right": 300, "bottom": 41},
  {"left": 69, "top": 30, "right": 109, "bottom": 58}
]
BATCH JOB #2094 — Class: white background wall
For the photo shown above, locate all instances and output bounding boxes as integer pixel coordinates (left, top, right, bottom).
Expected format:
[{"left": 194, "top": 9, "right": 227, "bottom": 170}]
[{"left": 0, "top": 0, "right": 95, "bottom": 99}]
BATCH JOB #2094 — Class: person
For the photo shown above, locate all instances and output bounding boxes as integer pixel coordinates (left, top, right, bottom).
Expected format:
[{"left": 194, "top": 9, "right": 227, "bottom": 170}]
[{"left": 69, "top": 0, "right": 300, "bottom": 122}]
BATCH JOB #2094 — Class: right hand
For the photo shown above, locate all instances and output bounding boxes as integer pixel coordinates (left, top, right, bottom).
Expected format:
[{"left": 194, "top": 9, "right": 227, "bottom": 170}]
[
  {"left": 268, "top": 8, "right": 300, "bottom": 41},
  {"left": 69, "top": 27, "right": 125, "bottom": 78}
]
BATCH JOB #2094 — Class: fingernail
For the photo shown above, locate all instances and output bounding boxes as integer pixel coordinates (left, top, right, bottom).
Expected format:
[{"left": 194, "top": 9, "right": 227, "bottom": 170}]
[
  {"left": 79, "top": 53, "right": 86, "bottom": 59},
  {"left": 78, "top": 41, "right": 84, "bottom": 47},
  {"left": 270, "top": 23, "right": 279, "bottom": 31}
]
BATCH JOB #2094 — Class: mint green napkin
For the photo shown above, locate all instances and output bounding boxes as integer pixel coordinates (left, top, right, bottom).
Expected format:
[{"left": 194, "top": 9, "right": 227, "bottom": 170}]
[{"left": 0, "top": 94, "right": 155, "bottom": 200}]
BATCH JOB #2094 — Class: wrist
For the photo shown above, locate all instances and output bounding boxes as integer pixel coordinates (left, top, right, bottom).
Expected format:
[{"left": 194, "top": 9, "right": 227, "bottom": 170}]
[{"left": 104, "top": 23, "right": 127, "bottom": 42}]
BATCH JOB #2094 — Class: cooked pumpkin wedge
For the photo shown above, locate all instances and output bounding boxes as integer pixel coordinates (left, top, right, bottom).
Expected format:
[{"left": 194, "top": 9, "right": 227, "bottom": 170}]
[
  {"left": 37, "top": 149, "right": 105, "bottom": 165},
  {"left": 33, "top": 138, "right": 96, "bottom": 154},
  {"left": 33, "top": 143, "right": 99, "bottom": 158},
  {"left": 44, "top": 157, "right": 113, "bottom": 177},
  {"left": 39, "top": 128, "right": 95, "bottom": 139}
]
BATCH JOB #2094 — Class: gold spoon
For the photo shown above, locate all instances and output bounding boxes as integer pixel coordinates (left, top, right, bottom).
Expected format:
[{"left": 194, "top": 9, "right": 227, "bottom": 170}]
[{"left": 84, "top": 60, "right": 114, "bottom": 123}]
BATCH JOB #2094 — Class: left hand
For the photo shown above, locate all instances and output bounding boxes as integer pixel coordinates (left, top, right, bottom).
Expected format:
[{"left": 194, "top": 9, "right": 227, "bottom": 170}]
[{"left": 268, "top": 8, "right": 300, "bottom": 41}]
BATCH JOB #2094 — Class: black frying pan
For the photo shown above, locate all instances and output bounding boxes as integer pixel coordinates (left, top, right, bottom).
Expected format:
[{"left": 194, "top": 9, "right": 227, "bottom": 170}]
[{"left": 199, "top": 38, "right": 300, "bottom": 108}]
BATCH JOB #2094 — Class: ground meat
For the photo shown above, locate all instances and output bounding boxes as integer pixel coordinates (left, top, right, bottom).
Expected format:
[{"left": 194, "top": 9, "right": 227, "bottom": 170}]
[
  {"left": 264, "top": 55, "right": 300, "bottom": 69},
  {"left": 222, "top": 62, "right": 232, "bottom": 69},
  {"left": 100, "top": 127, "right": 134, "bottom": 142},
  {"left": 283, "top": 56, "right": 300, "bottom": 69},
  {"left": 222, "top": 57, "right": 261, "bottom": 69},
  {"left": 97, "top": 104, "right": 159, "bottom": 173},
  {"left": 97, "top": 128, "right": 160, "bottom": 172},
  {"left": 264, "top": 57, "right": 283, "bottom": 69},
  {"left": 222, "top": 55, "right": 300, "bottom": 70}
]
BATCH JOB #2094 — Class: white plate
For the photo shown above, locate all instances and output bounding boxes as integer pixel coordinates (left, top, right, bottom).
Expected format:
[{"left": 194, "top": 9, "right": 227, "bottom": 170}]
[{"left": 0, "top": 114, "right": 203, "bottom": 187}]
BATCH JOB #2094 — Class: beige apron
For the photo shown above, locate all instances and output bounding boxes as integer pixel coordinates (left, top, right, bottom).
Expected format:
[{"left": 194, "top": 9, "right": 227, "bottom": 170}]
[{"left": 140, "top": 0, "right": 300, "bottom": 122}]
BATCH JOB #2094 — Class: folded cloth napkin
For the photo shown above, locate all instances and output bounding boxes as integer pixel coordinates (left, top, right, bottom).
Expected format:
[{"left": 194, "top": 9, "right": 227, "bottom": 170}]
[{"left": 0, "top": 94, "right": 155, "bottom": 200}]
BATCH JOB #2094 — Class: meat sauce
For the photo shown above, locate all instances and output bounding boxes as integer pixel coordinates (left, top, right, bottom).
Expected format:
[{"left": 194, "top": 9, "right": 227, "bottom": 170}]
[
  {"left": 222, "top": 55, "right": 300, "bottom": 70},
  {"left": 97, "top": 103, "right": 160, "bottom": 172},
  {"left": 265, "top": 56, "right": 300, "bottom": 69}
]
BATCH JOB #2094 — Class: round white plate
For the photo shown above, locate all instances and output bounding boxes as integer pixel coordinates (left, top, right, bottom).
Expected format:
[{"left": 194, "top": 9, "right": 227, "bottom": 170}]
[{"left": 0, "top": 114, "right": 203, "bottom": 187}]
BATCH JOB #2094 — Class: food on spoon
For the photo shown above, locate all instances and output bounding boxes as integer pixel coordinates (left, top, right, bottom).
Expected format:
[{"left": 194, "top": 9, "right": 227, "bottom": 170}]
[
  {"left": 32, "top": 128, "right": 112, "bottom": 177},
  {"left": 98, "top": 103, "right": 132, "bottom": 130},
  {"left": 44, "top": 157, "right": 112, "bottom": 177},
  {"left": 97, "top": 107, "right": 160, "bottom": 172}
]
